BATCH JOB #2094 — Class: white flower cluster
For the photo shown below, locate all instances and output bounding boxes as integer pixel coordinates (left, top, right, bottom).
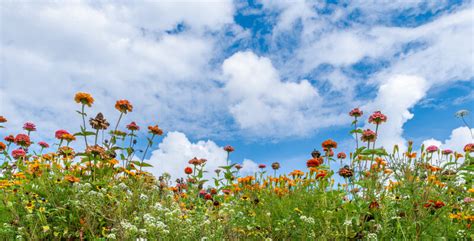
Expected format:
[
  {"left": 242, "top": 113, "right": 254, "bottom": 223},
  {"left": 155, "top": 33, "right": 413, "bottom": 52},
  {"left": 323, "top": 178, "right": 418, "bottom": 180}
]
[
  {"left": 300, "top": 216, "right": 315, "bottom": 225},
  {"left": 143, "top": 213, "right": 169, "bottom": 234},
  {"left": 120, "top": 220, "right": 138, "bottom": 233}
]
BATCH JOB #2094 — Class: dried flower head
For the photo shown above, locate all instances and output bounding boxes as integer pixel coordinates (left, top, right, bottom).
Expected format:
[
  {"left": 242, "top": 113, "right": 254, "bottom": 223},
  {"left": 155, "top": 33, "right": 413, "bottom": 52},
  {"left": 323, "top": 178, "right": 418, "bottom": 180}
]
[
  {"left": 234, "top": 164, "right": 242, "bottom": 170},
  {"left": 89, "top": 113, "right": 110, "bottom": 130},
  {"left": 115, "top": 99, "right": 133, "bottom": 113},
  {"left": 74, "top": 92, "right": 94, "bottom": 107},
  {"left": 271, "top": 162, "right": 280, "bottom": 170},
  {"left": 338, "top": 165, "right": 354, "bottom": 178}
]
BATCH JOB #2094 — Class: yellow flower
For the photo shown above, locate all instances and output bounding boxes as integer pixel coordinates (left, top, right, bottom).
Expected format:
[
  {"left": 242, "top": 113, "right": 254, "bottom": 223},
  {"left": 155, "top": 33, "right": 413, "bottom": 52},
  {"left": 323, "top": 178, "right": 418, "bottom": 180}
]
[
  {"left": 74, "top": 92, "right": 94, "bottom": 107},
  {"left": 42, "top": 226, "right": 50, "bottom": 232},
  {"left": 294, "top": 208, "right": 302, "bottom": 214}
]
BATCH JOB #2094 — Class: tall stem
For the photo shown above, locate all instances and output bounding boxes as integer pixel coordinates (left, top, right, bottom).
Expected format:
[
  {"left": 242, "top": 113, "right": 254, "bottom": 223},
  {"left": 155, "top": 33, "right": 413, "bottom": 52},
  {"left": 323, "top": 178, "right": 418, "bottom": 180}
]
[
  {"left": 354, "top": 117, "right": 359, "bottom": 149},
  {"left": 81, "top": 104, "right": 89, "bottom": 147},
  {"left": 140, "top": 134, "right": 155, "bottom": 171},
  {"left": 461, "top": 117, "right": 474, "bottom": 139}
]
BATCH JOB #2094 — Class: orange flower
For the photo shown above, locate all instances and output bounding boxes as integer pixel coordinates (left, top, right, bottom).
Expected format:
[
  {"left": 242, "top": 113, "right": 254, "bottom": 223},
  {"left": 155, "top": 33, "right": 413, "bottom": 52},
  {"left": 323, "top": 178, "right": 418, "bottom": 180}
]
[
  {"left": 148, "top": 125, "right": 163, "bottom": 135},
  {"left": 306, "top": 157, "right": 323, "bottom": 168},
  {"left": 405, "top": 152, "right": 417, "bottom": 158},
  {"left": 0, "top": 141, "right": 6, "bottom": 152},
  {"left": 0, "top": 116, "right": 7, "bottom": 123},
  {"left": 321, "top": 139, "right": 337, "bottom": 150},
  {"left": 74, "top": 92, "right": 94, "bottom": 107},
  {"left": 62, "top": 134, "right": 76, "bottom": 142},
  {"left": 64, "top": 175, "right": 80, "bottom": 183},
  {"left": 115, "top": 99, "right": 133, "bottom": 113}
]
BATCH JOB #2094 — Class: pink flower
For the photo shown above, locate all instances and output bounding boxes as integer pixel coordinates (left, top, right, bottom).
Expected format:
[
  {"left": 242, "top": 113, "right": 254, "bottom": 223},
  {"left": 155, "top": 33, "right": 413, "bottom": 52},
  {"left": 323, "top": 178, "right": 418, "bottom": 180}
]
[
  {"left": 464, "top": 143, "right": 474, "bottom": 152},
  {"left": 23, "top": 122, "right": 36, "bottom": 132},
  {"left": 441, "top": 149, "right": 453, "bottom": 155},
  {"left": 368, "top": 111, "right": 387, "bottom": 125},
  {"left": 426, "top": 145, "right": 438, "bottom": 153},
  {"left": 349, "top": 108, "right": 363, "bottom": 117},
  {"left": 224, "top": 145, "right": 235, "bottom": 152},
  {"left": 38, "top": 141, "right": 49, "bottom": 148},
  {"left": 258, "top": 164, "right": 266, "bottom": 169},
  {"left": 361, "top": 129, "right": 377, "bottom": 142},
  {"left": 12, "top": 148, "right": 26, "bottom": 159},
  {"left": 14, "top": 134, "right": 31, "bottom": 147},
  {"left": 55, "top": 130, "right": 69, "bottom": 139},
  {"left": 126, "top": 121, "right": 140, "bottom": 131},
  {"left": 337, "top": 152, "right": 347, "bottom": 159}
]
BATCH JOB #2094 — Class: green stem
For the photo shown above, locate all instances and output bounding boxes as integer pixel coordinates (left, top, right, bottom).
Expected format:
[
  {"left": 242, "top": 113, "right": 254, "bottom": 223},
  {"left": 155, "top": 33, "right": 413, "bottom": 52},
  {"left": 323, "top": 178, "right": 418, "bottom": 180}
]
[
  {"left": 140, "top": 134, "right": 155, "bottom": 171},
  {"left": 81, "top": 104, "right": 89, "bottom": 147}
]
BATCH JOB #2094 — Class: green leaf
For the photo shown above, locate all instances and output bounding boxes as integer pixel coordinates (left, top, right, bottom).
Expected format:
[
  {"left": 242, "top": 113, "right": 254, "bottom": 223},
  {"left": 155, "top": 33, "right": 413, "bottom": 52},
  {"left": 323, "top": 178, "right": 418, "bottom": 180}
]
[{"left": 131, "top": 160, "right": 153, "bottom": 167}]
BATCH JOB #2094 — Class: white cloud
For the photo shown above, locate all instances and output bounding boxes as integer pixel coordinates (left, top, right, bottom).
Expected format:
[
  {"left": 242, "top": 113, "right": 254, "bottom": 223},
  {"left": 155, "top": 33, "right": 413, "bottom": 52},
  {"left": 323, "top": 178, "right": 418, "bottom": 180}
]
[
  {"left": 239, "top": 159, "right": 259, "bottom": 176},
  {"left": 422, "top": 126, "right": 474, "bottom": 152},
  {"left": 363, "top": 75, "right": 428, "bottom": 149}
]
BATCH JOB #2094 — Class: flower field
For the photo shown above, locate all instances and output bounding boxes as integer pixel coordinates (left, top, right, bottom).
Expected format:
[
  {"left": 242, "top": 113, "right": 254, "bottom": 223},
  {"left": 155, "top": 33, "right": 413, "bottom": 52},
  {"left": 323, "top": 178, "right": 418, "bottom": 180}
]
[{"left": 0, "top": 92, "right": 473, "bottom": 240}]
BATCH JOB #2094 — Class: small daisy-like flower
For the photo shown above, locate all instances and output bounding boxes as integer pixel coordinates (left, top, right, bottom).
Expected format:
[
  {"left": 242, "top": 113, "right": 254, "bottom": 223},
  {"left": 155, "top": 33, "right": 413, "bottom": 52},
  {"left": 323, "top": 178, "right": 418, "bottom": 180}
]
[
  {"left": 464, "top": 143, "right": 473, "bottom": 152},
  {"left": 442, "top": 149, "right": 453, "bottom": 155},
  {"left": 115, "top": 99, "right": 133, "bottom": 113},
  {"left": 258, "top": 164, "right": 266, "bottom": 169},
  {"left": 307, "top": 158, "right": 323, "bottom": 168},
  {"left": 23, "top": 122, "right": 36, "bottom": 132},
  {"left": 337, "top": 152, "right": 346, "bottom": 159},
  {"left": 4, "top": 135, "right": 15, "bottom": 143},
  {"left": 184, "top": 167, "right": 193, "bottom": 175},
  {"left": 74, "top": 92, "right": 94, "bottom": 107}
]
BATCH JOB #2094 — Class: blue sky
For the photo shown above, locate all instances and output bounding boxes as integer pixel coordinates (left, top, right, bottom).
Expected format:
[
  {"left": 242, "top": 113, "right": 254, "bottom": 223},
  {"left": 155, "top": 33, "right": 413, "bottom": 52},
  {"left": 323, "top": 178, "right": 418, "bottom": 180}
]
[{"left": 0, "top": 0, "right": 473, "bottom": 178}]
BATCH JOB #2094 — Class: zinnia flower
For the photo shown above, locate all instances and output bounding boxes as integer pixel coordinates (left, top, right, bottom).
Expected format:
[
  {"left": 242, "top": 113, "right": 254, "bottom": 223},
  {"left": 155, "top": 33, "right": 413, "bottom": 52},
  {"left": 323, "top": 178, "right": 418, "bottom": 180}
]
[
  {"left": 184, "top": 167, "right": 193, "bottom": 175},
  {"left": 38, "top": 141, "right": 49, "bottom": 148},
  {"left": 12, "top": 148, "right": 26, "bottom": 159},
  {"left": 126, "top": 121, "right": 140, "bottom": 131},
  {"left": 55, "top": 130, "right": 70, "bottom": 139},
  {"left": 338, "top": 166, "right": 354, "bottom": 178},
  {"left": 349, "top": 108, "right": 363, "bottom": 117},
  {"left": 74, "top": 92, "right": 94, "bottom": 107},
  {"left": 14, "top": 134, "right": 31, "bottom": 147},
  {"left": 271, "top": 162, "right": 280, "bottom": 170},
  {"left": 361, "top": 129, "right": 377, "bottom": 142},
  {"left": 0, "top": 116, "right": 7, "bottom": 123},
  {"left": 464, "top": 143, "right": 474, "bottom": 152},
  {"left": 316, "top": 171, "right": 327, "bottom": 179},
  {"left": 258, "top": 164, "right": 266, "bottom": 169},
  {"left": 321, "top": 139, "right": 337, "bottom": 150},
  {"left": 115, "top": 99, "right": 133, "bottom": 113},
  {"left": 426, "top": 145, "right": 438, "bottom": 153},
  {"left": 0, "top": 141, "right": 6, "bottom": 152},
  {"left": 441, "top": 149, "right": 453, "bottom": 155},
  {"left": 148, "top": 125, "right": 163, "bottom": 135},
  {"left": 337, "top": 152, "right": 346, "bottom": 159},
  {"left": 62, "top": 134, "right": 76, "bottom": 142},
  {"left": 307, "top": 157, "right": 323, "bottom": 168},
  {"left": 89, "top": 113, "right": 110, "bottom": 130},
  {"left": 23, "top": 122, "right": 36, "bottom": 132},
  {"left": 423, "top": 200, "right": 445, "bottom": 209},
  {"left": 4, "top": 135, "right": 14, "bottom": 143},
  {"left": 224, "top": 145, "right": 234, "bottom": 152},
  {"left": 368, "top": 111, "right": 387, "bottom": 125}
]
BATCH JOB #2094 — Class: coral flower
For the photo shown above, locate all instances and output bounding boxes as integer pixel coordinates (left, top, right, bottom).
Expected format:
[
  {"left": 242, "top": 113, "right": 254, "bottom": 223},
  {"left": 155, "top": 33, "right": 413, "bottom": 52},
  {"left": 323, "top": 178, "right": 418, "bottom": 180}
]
[
  {"left": 316, "top": 171, "right": 327, "bottom": 179},
  {"left": 361, "top": 129, "right": 377, "bottom": 142},
  {"left": 4, "top": 135, "right": 15, "bottom": 143},
  {"left": 337, "top": 152, "right": 346, "bottom": 159},
  {"left": 23, "top": 122, "right": 36, "bottom": 132},
  {"left": 349, "top": 108, "right": 363, "bottom": 117},
  {"left": 441, "top": 149, "right": 453, "bottom": 155},
  {"left": 184, "top": 167, "right": 193, "bottom": 175},
  {"left": 307, "top": 158, "right": 323, "bottom": 168},
  {"left": 126, "top": 121, "right": 140, "bottom": 131},
  {"left": 148, "top": 125, "right": 163, "bottom": 135},
  {"left": 74, "top": 92, "right": 94, "bottom": 107},
  {"left": 368, "top": 111, "right": 387, "bottom": 125},
  {"left": 322, "top": 139, "right": 337, "bottom": 150},
  {"left": 258, "top": 164, "right": 266, "bottom": 169},
  {"left": 14, "top": 134, "right": 31, "bottom": 147},
  {"left": 426, "top": 145, "right": 438, "bottom": 153},
  {"left": 223, "top": 145, "right": 234, "bottom": 152},
  {"left": 464, "top": 143, "right": 474, "bottom": 152},
  {"left": 0, "top": 141, "right": 6, "bottom": 152},
  {"left": 115, "top": 99, "right": 133, "bottom": 113},
  {"left": 55, "top": 130, "right": 70, "bottom": 139},
  {"left": 0, "top": 116, "right": 7, "bottom": 123},
  {"left": 12, "top": 148, "right": 26, "bottom": 159},
  {"left": 38, "top": 141, "right": 49, "bottom": 148}
]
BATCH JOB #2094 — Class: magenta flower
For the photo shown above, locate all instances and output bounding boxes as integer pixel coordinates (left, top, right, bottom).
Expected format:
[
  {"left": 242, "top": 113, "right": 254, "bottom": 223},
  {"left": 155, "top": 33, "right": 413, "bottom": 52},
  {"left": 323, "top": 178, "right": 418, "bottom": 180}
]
[
  {"left": 368, "top": 111, "right": 388, "bottom": 125},
  {"left": 441, "top": 149, "right": 453, "bottom": 155},
  {"left": 349, "top": 108, "right": 363, "bottom": 118},
  {"left": 12, "top": 148, "right": 26, "bottom": 159},
  {"left": 23, "top": 122, "right": 36, "bottom": 132},
  {"left": 38, "top": 141, "right": 49, "bottom": 148},
  {"left": 55, "top": 130, "right": 70, "bottom": 139},
  {"left": 258, "top": 164, "right": 266, "bottom": 169},
  {"left": 426, "top": 145, "right": 439, "bottom": 153},
  {"left": 126, "top": 121, "right": 140, "bottom": 131}
]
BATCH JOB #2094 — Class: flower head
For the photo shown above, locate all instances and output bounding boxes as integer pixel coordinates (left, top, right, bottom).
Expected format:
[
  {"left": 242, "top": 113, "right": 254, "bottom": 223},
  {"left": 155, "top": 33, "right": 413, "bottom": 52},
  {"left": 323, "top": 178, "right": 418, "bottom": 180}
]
[
  {"left": 349, "top": 108, "right": 363, "bottom": 118},
  {"left": 224, "top": 145, "right": 234, "bottom": 153},
  {"left": 234, "top": 164, "right": 242, "bottom": 170},
  {"left": 368, "top": 111, "right": 387, "bottom": 125},
  {"left": 464, "top": 143, "right": 474, "bottom": 152},
  {"left": 0, "top": 116, "right": 7, "bottom": 123},
  {"left": 15, "top": 134, "right": 31, "bottom": 147},
  {"left": 4, "top": 135, "right": 14, "bottom": 143},
  {"left": 0, "top": 141, "right": 6, "bottom": 152},
  {"left": 74, "top": 92, "right": 94, "bottom": 107},
  {"left": 271, "top": 162, "right": 280, "bottom": 170},
  {"left": 148, "top": 125, "right": 163, "bottom": 135},
  {"left": 258, "top": 164, "right": 266, "bottom": 169},
  {"left": 361, "top": 129, "right": 377, "bottom": 142},
  {"left": 455, "top": 109, "right": 469, "bottom": 118},
  {"left": 307, "top": 157, "right": 323, "bottom": 168},
  {"left": 89, "top": 113, "right": 110, "bottom": 130},
  {"left": 184, "top": 167, "right": 193, "bottom": 175},
  {"left": 426, "top": 145, "right": 438, "bottom": 153},
  {"left": 62, "top": 134, "right": 76, "bottom": 142},
  {"left": 321, "top": 139, "right": 337, "bottom": 150},
  {"left": 126, "top": 121, "right": 140, "bottom": 131},
  {"left": 55, "top": 130, "right": 70, "bottom": 140},
  {"left": 23, "top": 122, "right": 36, "bottom": 132},
  {"left": 441, "top": 149, "right": 453, "bottom": 155},
  {"left": 12, "top": 148, "right": 26, "bottom": 159},
  {"left": 38, "top": 141, "right": 49, "bottom": 148},
  {"left": 337, "top": 152, "right": 347, "bottom": 159},
  {"left": 115, "top": 99, "right": 133, "bottom": 113}
]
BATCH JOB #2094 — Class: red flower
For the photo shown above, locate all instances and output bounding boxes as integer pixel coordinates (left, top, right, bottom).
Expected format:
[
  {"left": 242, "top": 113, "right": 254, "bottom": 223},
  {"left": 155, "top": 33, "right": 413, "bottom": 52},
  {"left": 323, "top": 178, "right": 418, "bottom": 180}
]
[
  {"left": 322, "top": 139, "right": 337, "bottom": 150},
  {"left": 464, "top": 143, "right": 474, "bottom": 152},
  {"left": 316, "top": 171, "right": 327, "bottom": 179},
  {"left": 126, "top": 121, "right": 140, "bottom": 131},
  {"left": 258, "top": 164, "right": 266, "bottom": 169},
  {"left": 0, "top": 116, "right": 7, "bottom": 123},
  {"left": 210, "top": 188, "right": 217, "bottom": 195},
  {"left": 361, "top": 129, "right": 377, "bottom": 142},
  {"left": 184, "top": 167, "right": 193, "bottom": 175},
  {"left": 368, "top": 111, "right": 387, "bottom": 125},
  {"left": 55, "top": 130, "right": 70, "bottom": 139},
  {"left": 349, "top": 108, "right": 363, "bottom": 117},
  {"left": 337, "top": 152, "right": 346, "bottom": 159},
  {"left": 307, "top": 158, "right": 323, "bottom": 168},
  {"left": 14, "top": 134, "right": 31, "bottom": 147},
  {"left": 441, "top": 149, "right": 453, "bottom": 155},
  {"left": 424, "top": 200, "right": 445, "bottom": 209},
  {"left": 338, "top": 166, "right": 354, "bottom": 178},
  {"left": 38, "top": 141, "right": 49, "bottom": 148},
  {"left": 12, "top": 148, "right": 26, "bottom": 159},
  {"left": 23, "top": 122, "right": 36, "bottom": 132},
  {"left": 204, "top": 193, "right": 213, "bottom": 200},
  {"left": 4, "top": 135, "right": 14, "bottom": 143},
  {"left": 223, "top": 145, "right": 234, "bottom": 152}
]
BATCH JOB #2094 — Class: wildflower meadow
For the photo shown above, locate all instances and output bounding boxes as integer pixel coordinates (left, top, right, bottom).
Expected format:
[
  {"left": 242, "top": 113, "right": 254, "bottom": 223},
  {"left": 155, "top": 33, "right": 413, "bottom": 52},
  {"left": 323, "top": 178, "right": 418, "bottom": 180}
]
[{"left": 0, "top": 92, "right": 473, "bottom": 240}]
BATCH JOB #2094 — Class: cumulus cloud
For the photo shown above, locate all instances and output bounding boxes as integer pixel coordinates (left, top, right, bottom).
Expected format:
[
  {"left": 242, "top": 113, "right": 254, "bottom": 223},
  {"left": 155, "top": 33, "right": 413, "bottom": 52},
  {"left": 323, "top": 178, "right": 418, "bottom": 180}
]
[
  {"left": 422, "top": 126, "right": 474, "bottom": 152},
  {"left": 363, "top": 75, "right": 428, "bottom": 149},
  {"left": 145, "top": 131, "right": 259, "bottom": 181}
]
